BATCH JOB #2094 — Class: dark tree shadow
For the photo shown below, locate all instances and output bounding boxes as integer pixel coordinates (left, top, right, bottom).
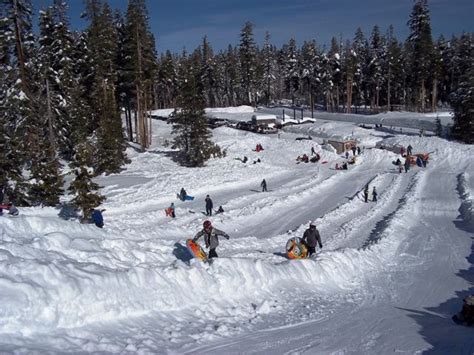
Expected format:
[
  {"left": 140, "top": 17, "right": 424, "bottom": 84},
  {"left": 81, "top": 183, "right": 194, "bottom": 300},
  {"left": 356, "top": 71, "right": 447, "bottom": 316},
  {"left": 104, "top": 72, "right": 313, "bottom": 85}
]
[
  {"left": 172, "top": 242, "right": 193, "bottom": 264},
  {"left": 273, "top": 252, "right": 289, "bottom": 259}
]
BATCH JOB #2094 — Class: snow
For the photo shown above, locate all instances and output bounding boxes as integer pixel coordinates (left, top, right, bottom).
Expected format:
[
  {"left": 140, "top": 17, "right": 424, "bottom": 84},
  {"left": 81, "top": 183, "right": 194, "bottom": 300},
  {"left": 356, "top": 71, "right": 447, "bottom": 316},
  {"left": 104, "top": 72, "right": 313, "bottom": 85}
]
[
  {"left": 0, "top": 109, "right": 473, "bottom": 354},
  {"left": 150, "top": 105, "right": 256, "bottom": 122}
]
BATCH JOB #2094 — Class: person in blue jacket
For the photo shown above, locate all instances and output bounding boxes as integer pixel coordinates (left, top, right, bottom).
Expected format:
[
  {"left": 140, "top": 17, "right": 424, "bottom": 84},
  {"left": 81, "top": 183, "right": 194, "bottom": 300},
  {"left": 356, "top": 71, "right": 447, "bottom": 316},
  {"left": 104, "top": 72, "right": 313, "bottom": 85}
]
[{"left": 91, "top": 209, "right": 105, "bottom": 228}]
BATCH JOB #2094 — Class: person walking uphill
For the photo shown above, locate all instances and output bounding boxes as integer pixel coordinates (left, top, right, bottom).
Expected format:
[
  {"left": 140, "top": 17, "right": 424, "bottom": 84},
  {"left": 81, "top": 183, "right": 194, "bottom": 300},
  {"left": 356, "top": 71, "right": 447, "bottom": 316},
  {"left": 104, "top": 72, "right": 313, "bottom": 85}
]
[
  {"left": 261, "top": 179, "right": 267, "bottom": 192},
  {"left": 205, "top": 195, "right": 213, "bottom": 216},
  {"left": 193, "top": 220, "right": 230, "bottom": 258},
  {"left": 302, "top": 222, "right": 323, "bottom": 256},
  {"left": 404, "top": 158, "right": 410, "bottom": 173},
  {"left": 372, "top": 187, "right": 377, "bottom": 202}
]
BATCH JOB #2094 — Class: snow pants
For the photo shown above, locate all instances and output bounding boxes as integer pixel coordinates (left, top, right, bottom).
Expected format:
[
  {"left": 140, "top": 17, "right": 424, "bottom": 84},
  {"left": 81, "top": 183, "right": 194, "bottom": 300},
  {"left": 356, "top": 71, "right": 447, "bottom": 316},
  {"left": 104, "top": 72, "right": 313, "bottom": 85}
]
[{"left": 209, "top": 248, "right": 218, "bottom": 258}]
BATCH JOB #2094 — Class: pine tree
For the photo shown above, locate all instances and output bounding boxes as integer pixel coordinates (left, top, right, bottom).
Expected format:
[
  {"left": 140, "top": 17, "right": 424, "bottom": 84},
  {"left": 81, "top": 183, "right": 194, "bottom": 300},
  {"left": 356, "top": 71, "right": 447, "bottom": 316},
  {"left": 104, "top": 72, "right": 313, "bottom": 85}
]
[
  {"left": 239, "top": 21, "right": 257, "bottom": 105},
  {"left": 352, "top": 27, "right": 368, "bottom": 111},
  {"left": 224, "top": 45, "right": 240, "bottom": 106},
  {"left": 283, "top": 38, "right": 300, "bottom": 105},
  {"left": 28, "top": 129, "right": 63, "bottom": 206},
  {"left": 123, "top": 0, "right": 157, "bottom": 149},
  {"left": 37, "top": 3, "right": 76, "bottom": 159},
  {"left": 260, "top": 31, "right": 277, "bottom": 106},
  {"left": 385, "top": 25, "right": 404, "bottom": 110},
  {"left": 169, "top": 55, "right": 221, "bottom": 167},
  {"left": 0, "top": 0, "right": 37, "bottom": 204},
  {"left": 368, "top": 25, "right": 384, "bottom": 111},
  {"left": 156, "top": 50, "right": 177, "bottom": 108},
  {"left": 200, "top": 36, "right": 217, "bottom": 107},
  {"left": 84, "top": 1, "right": 128, "bottom": 174},
  {"left": 69, "top": 141, "right": 105, "bottom": 220},
  {"left": 406, "top": 0, "right": 434, "bottom": 111},
  {"left": 449, "top": 33, "right": 473, "bottom": 143},
  {"left": 326, "top": 37, "right": 342, "bottom": 111},
  {"left": 342, "top": 40, "right": 357, "bottom": 113}
]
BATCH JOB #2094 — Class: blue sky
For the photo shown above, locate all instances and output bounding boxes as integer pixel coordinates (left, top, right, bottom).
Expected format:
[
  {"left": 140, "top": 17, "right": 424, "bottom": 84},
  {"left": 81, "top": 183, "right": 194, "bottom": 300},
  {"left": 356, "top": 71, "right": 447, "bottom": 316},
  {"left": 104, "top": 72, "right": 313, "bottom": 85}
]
[{"left": 32, "top": 0, "right": 473, "bottom": 53}]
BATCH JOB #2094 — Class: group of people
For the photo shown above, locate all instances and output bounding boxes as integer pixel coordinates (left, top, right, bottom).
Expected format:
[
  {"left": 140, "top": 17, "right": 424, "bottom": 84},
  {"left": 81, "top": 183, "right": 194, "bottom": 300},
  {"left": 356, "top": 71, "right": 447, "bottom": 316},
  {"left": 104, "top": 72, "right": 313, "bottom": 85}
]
[
  {"left": 167, "top": 190, "right": 224, "bottom": 219},
  {"left": 0, "top": 187, "right": 19, "bottom": 216},
  {"left": 363, "top": 184, "right": 377, "bottom": 203},
  {"left": 192, "top": 219, "right": 323, "bottom": 259},
  {"left": 0, "top": 203, "right": 19, "bottom": 216}
]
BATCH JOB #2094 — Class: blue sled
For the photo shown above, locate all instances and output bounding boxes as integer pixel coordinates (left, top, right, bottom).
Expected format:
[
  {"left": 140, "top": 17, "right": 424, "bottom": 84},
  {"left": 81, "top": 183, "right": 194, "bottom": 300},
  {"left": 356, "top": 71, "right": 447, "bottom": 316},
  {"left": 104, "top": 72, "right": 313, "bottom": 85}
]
[{"left": 177, "top": 193, "right": 195, "bottom": 201}]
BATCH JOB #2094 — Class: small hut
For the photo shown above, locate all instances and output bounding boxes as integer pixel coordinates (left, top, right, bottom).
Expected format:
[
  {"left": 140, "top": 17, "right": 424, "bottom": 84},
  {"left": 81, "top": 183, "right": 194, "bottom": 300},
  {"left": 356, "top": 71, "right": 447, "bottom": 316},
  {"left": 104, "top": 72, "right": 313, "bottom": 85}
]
[{"left": 327, "top": 139, "right": 357, "bottom": 154}]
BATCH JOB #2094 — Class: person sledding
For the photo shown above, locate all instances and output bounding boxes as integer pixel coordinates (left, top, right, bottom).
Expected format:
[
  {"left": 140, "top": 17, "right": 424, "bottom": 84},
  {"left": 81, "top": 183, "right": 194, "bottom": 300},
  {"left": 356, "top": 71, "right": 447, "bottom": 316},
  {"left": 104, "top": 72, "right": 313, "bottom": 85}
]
[
  {"left": 234, "top": 156, "right": 248, "bottom": 163},
  {"left": 193, "top": 220, "right": 230, "bottom": 258},
  {"left": 302, "top": 222, "right": 323, "bottom": 256},
  {"left": 178, "top": 188, "right": 187, "bottom": 201},
  {"left": 0, "top": 203, "right": 19, "bottom": 216},
  {"left": 310, "top": 153, "right": 321, "bottom": 163},
  {"left": 177, "top": 188, "right": 194, "bottom": 201},
  {"left": 215, "top": 205, "right": 224, "bottom": 214},
  {"left": 166, "top": 202, "right": 176, "bottom": 218}
]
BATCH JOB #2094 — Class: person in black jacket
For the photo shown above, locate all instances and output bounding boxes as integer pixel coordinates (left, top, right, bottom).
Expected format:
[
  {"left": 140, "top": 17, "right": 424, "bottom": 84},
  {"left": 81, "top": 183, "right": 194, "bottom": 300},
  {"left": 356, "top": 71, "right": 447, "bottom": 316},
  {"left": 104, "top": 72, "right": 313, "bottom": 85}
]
[
  {"left": 205, "top": 195, "right": 213, "bottom": 216},
  {"left": 261, "top": 179, "right": 267, "bottom": 192},
  {"left": 302, "top": 222, "right": 323, "bottom": 256}
]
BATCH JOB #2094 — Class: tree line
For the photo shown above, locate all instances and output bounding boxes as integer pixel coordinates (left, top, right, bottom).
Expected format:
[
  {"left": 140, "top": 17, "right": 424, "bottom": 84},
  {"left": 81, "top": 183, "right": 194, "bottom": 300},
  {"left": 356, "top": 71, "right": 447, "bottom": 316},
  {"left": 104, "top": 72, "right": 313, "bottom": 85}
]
[{"left": 0, "top": 0, "right": 472, "bottom": 217}]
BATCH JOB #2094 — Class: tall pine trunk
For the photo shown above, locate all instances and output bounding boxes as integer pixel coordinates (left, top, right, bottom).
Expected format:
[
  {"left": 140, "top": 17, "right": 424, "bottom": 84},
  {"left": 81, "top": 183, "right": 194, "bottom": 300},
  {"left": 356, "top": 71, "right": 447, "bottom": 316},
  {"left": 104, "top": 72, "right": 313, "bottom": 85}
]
[
  {"left": 46, "top": 80, "right": 56, "bottom": 157},
  {"left": 432, "top": 78, "right": 438, "bottom": 112},
  {"left": 420, "top": 80, "right": 426, "bottom": 112},
  {"left": 346, "top": 75, "right": 353, "bottom": 113}
]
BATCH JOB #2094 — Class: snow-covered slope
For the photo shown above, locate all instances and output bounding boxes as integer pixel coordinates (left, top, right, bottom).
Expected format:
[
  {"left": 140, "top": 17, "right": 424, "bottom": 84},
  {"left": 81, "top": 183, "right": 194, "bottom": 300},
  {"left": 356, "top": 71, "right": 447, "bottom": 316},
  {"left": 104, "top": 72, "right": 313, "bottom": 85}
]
[{"left": 0, "top": 112, "right": 472, "bottom": 354}]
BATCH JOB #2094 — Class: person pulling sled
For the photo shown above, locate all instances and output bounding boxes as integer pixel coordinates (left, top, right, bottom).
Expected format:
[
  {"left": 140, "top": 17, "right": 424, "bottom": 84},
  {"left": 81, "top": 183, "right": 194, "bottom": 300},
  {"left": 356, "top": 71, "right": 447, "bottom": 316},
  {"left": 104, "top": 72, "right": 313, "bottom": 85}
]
[
  {"left": 193, "top": 220, "right": 230, "bottom": 258},
  {"left": 302, "top": 222, "right": 322, "bottom": 256}
]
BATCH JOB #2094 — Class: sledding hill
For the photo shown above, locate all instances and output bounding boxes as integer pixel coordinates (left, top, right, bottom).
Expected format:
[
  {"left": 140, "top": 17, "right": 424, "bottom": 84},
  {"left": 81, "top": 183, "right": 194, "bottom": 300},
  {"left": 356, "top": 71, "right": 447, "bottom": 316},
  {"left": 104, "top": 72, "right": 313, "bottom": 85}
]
[{"left": 0, "top": 113, "right": 473, "bottom": 354}]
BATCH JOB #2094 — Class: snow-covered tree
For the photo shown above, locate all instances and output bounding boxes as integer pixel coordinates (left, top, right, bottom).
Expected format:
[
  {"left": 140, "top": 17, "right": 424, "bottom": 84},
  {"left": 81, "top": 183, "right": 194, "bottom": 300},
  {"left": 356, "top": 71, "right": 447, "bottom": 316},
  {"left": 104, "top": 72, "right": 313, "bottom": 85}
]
[
  {"left": 406, "top": 0, "right": 434, "bottom": 111},
  {"left": 239, "top": 21, "right": 257, "bottom": 105},
  {"left": 69, "top": 141, "right": 105, "bottom": 221},
  {"left": 449, "top": 33, "right": 473, "bottom": 143},
  {"left": 170, "top": 54, "right": 222, "bottom": 167}
]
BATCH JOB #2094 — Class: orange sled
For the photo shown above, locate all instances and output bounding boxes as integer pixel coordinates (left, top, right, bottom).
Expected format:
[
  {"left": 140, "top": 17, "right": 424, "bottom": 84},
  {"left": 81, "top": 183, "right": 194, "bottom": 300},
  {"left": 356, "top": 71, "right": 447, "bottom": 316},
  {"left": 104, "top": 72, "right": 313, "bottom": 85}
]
[
  {"left": 186, "top": 239, "right": 208, "bottom": 261},
  {"left": 286, "top": 237, "right": 309, "bottom": 259}
]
